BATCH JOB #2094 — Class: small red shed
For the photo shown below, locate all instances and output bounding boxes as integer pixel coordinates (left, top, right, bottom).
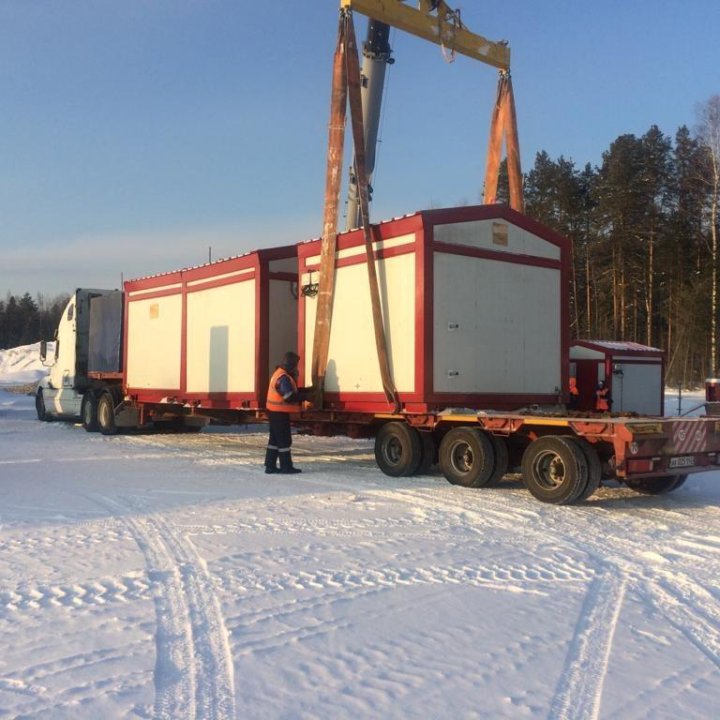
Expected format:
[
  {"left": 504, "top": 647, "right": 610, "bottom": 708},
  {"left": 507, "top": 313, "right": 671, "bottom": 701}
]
[{"left": 570, "top": 340, "right": 665, "bottom": 416}]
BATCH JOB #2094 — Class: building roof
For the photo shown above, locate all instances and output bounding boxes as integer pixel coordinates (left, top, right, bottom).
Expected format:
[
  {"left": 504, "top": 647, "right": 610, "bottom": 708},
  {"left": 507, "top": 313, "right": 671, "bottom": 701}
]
[{"left": 572, "top": 340, "right": 663, "bottom": 354}]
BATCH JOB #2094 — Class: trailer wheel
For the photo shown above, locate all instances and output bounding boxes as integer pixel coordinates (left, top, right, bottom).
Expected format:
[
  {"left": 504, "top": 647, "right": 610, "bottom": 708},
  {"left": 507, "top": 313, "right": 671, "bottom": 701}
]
[
  {"left": 439, "top": 427, "right": 495, "bottom": 488},
  {"left": 487, "top": 434, "right": 509, "bottom": 485},
  {"left": 97, "top": 391, "right": 118, "bottom": 436},
  {"left": 625, "top": 474, "right": 688, "bottom": 495},
  {"left": 35, "top": 389, "right": 50, "bottom": 422},
  {"left": 81, "top": 392, "right": 98, "bottom": 433},
  {"left": 374, "top": 422, "right": 422, "bottom": 477},
  {"left": 569, "top": 437, "right": 602, "bottom": 501},
  {"left": 521, "top": 436, "right": 588, "bottom": 504},
  {"left": 416, "top": 431, "right": 437, "bottom": 475},
  {"left": 670, "top": 474, "right": 688, "bottom": 491}
]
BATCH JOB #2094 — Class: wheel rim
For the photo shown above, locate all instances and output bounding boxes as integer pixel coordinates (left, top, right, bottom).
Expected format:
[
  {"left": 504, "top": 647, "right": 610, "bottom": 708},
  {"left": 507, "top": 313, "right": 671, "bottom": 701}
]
[
  {"left": 449, "top": 440, "right": 473, "bottom": 476},
  {"left": 532, "top": 450, "right": 566, "bottom": 490},
  {"left": 98, "top": 399, "right": 110, "bottom": 427},
  {"left": 382, "top": 435, "right": 403, "bottom": 468},
  {"left": 83, "top": 398, "right": 93, "bottom": 425}
]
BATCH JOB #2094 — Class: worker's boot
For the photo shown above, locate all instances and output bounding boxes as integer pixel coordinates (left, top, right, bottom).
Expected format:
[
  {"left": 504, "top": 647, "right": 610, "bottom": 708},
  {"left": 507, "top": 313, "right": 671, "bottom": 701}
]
[
  {"left": 264, "top": 447, "right": 279, "bottom": 474},
  {"left": 279, "top": 450, "right": 302, "bottom": 474}
]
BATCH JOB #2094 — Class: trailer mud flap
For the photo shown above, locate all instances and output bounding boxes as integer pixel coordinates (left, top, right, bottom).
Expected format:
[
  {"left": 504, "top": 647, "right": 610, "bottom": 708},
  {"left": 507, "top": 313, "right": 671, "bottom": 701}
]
[{"left": 114, "top": 405, "right": 140, "bottom": 429}]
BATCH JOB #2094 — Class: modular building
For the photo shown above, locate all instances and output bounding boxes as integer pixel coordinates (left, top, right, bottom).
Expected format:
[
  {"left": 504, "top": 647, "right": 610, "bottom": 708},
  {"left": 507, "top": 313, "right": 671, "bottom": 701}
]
[
  {"left": 123, "top": 246, "right": 298, "bottom": 410},
  {"left": 298, "top": 205, "right": 571, "bottom": 413}
]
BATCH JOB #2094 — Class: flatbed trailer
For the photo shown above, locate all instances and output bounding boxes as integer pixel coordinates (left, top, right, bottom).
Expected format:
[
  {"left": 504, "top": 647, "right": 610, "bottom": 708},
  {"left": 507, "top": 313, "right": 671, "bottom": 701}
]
[
  {"left": 286, "top": 407, "right": 720, "bottom": 504},
  {"left": 95, "top": 394, "right": 717, "bottom": 505}
]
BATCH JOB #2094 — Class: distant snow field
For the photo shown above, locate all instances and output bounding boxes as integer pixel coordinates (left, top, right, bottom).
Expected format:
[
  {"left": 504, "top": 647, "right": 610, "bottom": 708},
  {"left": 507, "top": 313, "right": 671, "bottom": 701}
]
[{"left": 0, "top": 348, "right": 718, "bottom": 718}]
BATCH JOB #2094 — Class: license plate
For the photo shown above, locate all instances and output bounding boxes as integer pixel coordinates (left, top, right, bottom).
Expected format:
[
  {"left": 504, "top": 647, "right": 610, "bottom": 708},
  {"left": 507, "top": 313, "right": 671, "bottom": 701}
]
[{"left": 669, "top": 455, "right": 695, "bottom": 468}]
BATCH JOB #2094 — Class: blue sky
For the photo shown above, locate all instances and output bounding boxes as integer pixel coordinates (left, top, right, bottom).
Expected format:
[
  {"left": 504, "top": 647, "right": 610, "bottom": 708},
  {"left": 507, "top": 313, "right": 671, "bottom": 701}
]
[{"left": 1, "top": 0, "right": 719, "bottom": 296}]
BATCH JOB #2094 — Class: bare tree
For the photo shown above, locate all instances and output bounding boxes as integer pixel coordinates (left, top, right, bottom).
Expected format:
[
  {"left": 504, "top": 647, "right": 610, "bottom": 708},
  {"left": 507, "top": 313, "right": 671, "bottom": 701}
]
[{"left": 697, "top": 96, "right": 720, "bottom": 374}]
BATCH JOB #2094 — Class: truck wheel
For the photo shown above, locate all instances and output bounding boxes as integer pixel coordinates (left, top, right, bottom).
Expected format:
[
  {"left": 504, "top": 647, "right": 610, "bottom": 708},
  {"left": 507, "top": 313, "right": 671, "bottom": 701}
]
[
  {"left": 487, "top": 434, "right": 509, "bottom": 485},
  {"left": 439, "top": 427, "right": 495, "bottom": 488},
  {"left": 521, "top": 436, "right": 588, "bottom": 504},
  {"left": 625, "top": 475, "right": 688, "bottom": 494},
  {"left": 374, "top": 422, "right": 422, "bottom": 477},
  {"left": 416, "top": 431, "right": 437, "bottom": 475},
  {"left": 81, "top": 392, "right": 98, "bottom": 432},
  {"left": 569, "top": 437, "right": 602, "bottom": 501},
  {"left": 96, "top": 391, "right": 118, "bottom": 436},
  {"left": 35, "top": 389, "right": 50, "bottom": 422}
]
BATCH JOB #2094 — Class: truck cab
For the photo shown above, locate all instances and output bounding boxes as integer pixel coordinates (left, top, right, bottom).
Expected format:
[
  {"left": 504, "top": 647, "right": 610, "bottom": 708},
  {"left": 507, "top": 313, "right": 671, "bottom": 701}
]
[{"left": 36, "top": 289, "right": 114, "bottom": 420}]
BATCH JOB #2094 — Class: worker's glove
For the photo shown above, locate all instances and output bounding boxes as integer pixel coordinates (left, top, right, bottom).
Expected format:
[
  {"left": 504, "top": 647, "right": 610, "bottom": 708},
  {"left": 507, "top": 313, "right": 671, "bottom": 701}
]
[{"left": 299, "top": 386, "right": 316, "bottom": 400}]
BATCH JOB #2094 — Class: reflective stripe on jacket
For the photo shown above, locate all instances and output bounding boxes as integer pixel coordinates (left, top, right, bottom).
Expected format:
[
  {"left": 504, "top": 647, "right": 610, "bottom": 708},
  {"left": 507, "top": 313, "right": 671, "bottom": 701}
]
[{"left": 266, "top": 367, "right": 301, "bottom": 413}]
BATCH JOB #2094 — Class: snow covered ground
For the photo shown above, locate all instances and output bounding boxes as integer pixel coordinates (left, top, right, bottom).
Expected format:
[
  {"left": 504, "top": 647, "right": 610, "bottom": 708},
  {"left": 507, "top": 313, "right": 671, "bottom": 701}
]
[{"left": 0, "top": 360, "right": 719, "bottom": 718}]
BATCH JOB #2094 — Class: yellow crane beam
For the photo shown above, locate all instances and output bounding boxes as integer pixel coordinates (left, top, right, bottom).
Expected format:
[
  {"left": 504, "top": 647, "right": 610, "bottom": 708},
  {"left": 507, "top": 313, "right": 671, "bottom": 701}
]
[{"left": 340, "top": 0, "right": 510, "bottom": 70}]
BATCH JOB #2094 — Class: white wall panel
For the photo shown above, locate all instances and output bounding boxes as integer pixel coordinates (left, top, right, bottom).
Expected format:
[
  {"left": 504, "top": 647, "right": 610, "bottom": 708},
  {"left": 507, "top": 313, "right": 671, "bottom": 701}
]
[
  {"left": 304, "top": 252, "right": 415, "bottom": 393},
  {"left": 434, "top": 220, "right": 560, "bottom": 261},
  {"left": 186, "top": 281, "right": 256, "bottom": 393},
  {"left": 127, "top": 294, "right": 182, "bottom": 389},
  {"left": 612, "top": 363, "right": 663, "bottom": 415},
  {"left": 433, "top": 253, "right": 561, "bottom": 394}
]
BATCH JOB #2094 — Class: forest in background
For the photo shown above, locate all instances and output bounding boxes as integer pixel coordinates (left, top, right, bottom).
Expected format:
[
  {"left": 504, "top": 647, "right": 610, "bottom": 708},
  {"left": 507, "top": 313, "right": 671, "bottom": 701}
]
[
  {"left": 2, "top": 98, "right": 718, "bottom": 386},
  {"left": 494, "top": 96, "right": 720, "bottom": 386},
  {"left": 0, "top": 292, "right": 70, "bottom": 351}
]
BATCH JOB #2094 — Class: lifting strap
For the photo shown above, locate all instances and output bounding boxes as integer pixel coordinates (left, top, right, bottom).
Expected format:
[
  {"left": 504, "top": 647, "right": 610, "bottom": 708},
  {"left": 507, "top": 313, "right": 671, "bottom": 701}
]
[
  {"left": 311, "top": 9, "right": 400, "bottom": 412},
  {"left": 483, "top": 70, "right": 524, "bottom": 213},
  {"left": 311, "top": 13, "right": 348, "bottom": 406}
]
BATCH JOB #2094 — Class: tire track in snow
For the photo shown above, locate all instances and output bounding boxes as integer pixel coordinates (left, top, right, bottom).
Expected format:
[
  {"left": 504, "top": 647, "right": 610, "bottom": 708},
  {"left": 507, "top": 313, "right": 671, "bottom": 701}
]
[
  {"left": 0, "top": 572, "right": 151, "bottom": 612},
  {"left": 220, "top": 557, "right": 590, "bottom": 604},
  {"left": 548, "top": 566, "right": 627, "bottom": 720},
  {"left": 368, "top": 484, "right": 718, "bottom": 717},
  {"left": 644, "top": 573, "right": 720, "bottom": 668},
  {"left": 92, "top": 495, "right": 235, "bottom": 720},
  {"left": 0, "top": 520, "right": 132, "bottom": 554}
]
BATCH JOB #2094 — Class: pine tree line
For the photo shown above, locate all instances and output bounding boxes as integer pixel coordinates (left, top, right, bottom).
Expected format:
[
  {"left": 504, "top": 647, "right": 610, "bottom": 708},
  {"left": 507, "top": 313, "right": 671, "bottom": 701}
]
[
  {"left": 496, "top": 96, "right": 720, "bottom": 387},
  {"left": 0, "top": 292, "right": 70, "bottom": 350}
]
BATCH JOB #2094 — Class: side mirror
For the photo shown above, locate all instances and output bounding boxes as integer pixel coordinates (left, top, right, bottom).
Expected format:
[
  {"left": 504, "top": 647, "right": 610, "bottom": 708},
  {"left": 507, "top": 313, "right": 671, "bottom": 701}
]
[{"left": 40, "top": 340, "right": 58, "bottom": 367}]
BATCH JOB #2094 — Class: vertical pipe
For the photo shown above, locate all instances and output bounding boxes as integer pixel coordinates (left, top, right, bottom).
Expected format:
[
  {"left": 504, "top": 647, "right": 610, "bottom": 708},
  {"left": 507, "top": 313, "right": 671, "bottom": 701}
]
[{"left": 346, "top": 20, "right": 392, "bottom": 230}]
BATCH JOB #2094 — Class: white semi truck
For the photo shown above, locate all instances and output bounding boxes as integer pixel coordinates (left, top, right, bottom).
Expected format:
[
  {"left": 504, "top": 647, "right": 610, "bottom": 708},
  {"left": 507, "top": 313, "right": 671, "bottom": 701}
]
[{"left": 36, "top": 289, "right": 122, "bottom": 425}]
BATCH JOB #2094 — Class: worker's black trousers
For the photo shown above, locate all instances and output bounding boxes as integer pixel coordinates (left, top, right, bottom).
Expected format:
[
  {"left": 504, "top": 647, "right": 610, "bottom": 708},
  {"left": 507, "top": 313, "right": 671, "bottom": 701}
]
[
  {"left": 266, "top": 411, "right": 295, "bottom": 472},
  {"left": 267, "top": 411, "right": 292, "bottom": 452}
]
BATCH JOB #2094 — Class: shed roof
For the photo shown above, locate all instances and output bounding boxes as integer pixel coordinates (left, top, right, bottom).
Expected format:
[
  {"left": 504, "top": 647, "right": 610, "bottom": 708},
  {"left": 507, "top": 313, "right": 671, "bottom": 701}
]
[{"left": 572, "top": 340, "right": 663, "bottom": 355}]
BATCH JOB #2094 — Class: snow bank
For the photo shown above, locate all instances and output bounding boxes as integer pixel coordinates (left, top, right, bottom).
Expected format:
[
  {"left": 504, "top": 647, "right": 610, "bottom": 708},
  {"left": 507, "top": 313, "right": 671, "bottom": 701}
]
[{"left": 0, "top": 342, "right": 49, "bottom": 386}]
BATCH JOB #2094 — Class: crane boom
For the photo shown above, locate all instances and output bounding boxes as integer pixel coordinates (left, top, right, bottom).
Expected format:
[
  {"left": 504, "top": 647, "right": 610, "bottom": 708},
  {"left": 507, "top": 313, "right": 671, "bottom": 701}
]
[{"left": 340, "top": 0, "right": 509, "bottom": 69}]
